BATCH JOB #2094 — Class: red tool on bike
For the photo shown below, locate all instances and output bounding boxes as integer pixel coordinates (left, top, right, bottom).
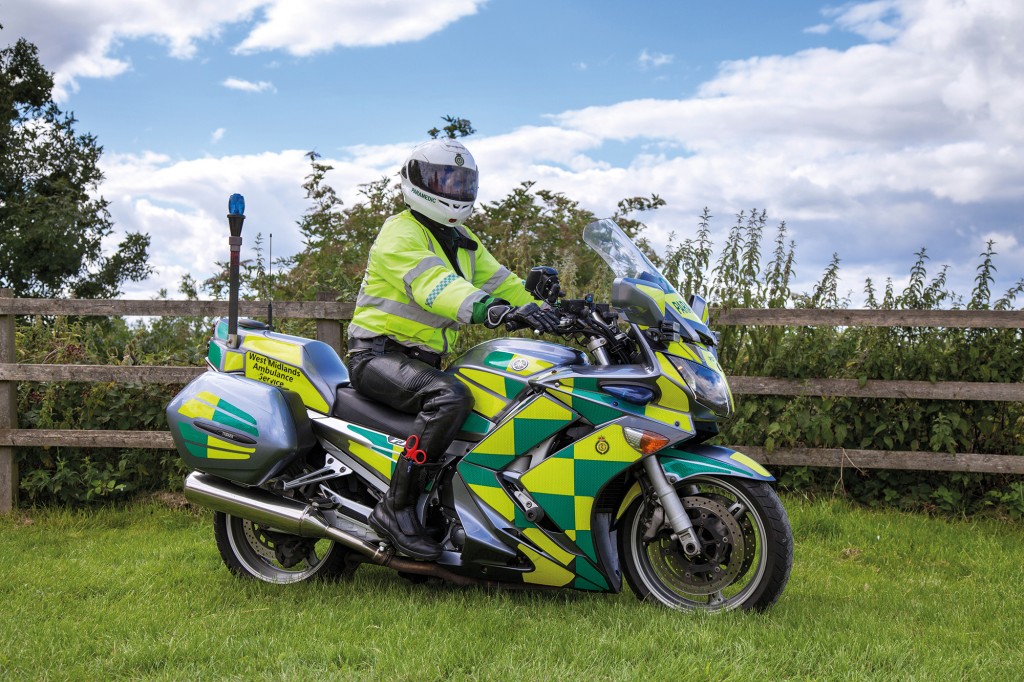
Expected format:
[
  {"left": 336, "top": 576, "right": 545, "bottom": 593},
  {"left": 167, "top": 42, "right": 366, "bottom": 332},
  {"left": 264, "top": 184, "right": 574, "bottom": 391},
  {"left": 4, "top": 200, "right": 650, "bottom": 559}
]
[{"left": 404, "top": 435, "right": 427, "bottom": 464}]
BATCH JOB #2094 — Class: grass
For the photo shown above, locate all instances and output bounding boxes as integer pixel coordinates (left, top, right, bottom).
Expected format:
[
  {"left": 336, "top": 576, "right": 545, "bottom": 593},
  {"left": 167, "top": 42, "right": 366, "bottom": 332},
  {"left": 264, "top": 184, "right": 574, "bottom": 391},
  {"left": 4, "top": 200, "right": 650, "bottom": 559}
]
[{"left": 1, "top": 495, "right": 1022, "bottom": 681}]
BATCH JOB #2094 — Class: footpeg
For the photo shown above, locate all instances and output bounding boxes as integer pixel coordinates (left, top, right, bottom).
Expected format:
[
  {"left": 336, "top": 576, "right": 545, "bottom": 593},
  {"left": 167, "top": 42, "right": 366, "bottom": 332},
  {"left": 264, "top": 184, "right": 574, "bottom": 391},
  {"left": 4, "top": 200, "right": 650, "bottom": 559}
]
[{"left": 308, "top": 495, "right": 338, "bottom": 511}]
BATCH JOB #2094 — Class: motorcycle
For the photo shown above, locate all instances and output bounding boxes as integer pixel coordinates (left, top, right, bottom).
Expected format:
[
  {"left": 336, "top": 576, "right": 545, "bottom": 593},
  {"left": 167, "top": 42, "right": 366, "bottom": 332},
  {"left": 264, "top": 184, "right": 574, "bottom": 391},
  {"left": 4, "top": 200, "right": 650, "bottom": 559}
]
[{"left": 167, "top": 198, "right": 793, "bottom": 611}]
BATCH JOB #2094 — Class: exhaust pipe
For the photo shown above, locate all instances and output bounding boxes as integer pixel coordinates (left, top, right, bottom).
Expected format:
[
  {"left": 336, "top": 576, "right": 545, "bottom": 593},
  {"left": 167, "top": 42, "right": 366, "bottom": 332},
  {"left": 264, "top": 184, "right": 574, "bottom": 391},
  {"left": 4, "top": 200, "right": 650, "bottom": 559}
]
[
  {"left": 183, "top": 472, "right": 551, "bottom": 589},
  {"left": 184, "top": 472, "right": 390, "bottom": 563}
]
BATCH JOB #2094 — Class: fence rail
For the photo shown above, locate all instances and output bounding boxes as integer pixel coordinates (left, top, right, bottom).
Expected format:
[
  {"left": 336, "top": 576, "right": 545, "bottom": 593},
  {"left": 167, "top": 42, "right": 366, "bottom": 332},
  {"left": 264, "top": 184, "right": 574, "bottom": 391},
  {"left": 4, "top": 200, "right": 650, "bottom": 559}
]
[
  {"left": 1, "top": 293, "right": 1022, "bottom": 511},
  {"left": 4, "top": 297, "right": 1024, "bottom": 329}
]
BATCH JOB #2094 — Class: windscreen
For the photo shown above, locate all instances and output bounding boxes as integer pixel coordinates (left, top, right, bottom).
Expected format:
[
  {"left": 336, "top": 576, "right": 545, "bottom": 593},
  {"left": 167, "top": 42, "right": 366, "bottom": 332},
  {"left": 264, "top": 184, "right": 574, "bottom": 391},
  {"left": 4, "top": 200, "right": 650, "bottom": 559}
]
[{"left": 583, "top": 218, "right": 716, "bottom": 344}]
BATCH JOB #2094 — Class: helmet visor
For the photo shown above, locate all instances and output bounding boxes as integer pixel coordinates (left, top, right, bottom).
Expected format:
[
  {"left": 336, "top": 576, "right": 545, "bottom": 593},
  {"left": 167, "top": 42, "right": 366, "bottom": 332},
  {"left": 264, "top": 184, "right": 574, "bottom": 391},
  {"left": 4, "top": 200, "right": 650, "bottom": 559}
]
[{"left": 407, "top": 160, "right": 478, "bottom": 203}]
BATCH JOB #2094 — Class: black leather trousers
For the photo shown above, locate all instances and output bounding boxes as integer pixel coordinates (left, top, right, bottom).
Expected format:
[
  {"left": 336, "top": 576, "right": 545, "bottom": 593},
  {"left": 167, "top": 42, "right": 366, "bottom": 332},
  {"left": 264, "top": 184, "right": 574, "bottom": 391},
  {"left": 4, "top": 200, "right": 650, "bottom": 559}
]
[{"left": 346, "top": 351, "right": 472, "bottom": 463}]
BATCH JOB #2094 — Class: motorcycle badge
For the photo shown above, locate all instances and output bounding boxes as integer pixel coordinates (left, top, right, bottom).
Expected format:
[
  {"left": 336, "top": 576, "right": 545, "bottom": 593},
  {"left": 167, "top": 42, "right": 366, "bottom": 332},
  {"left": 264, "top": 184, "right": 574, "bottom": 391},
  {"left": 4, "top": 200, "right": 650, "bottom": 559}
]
[
  {"left": 595, "top": 436, "right": 610, "bottom": 455},
  {"left": 510, "top": 358, "right": 530, "bottom": 372}
]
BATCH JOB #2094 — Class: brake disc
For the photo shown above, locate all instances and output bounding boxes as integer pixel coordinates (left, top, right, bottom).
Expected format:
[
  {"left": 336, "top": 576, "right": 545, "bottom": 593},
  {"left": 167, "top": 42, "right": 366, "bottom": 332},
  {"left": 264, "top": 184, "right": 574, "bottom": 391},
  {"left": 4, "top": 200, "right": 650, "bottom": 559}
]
[
  {"left": 702, "top": 491, "right": 758, "bottom": 580},
  {"left": 651, "top": 495, "right": 747, "bottom": 595},
  {"left": 244, "top": 521, "right": 315, "bottom": 568}
]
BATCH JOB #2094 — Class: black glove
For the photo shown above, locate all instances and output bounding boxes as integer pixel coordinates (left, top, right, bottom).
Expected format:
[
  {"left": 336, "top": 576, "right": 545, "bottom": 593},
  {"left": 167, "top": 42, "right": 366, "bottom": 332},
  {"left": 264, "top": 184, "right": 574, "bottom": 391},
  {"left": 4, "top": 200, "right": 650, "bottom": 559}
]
[{"left": 488, "top": 302, "right": 560, "bottom": 334}]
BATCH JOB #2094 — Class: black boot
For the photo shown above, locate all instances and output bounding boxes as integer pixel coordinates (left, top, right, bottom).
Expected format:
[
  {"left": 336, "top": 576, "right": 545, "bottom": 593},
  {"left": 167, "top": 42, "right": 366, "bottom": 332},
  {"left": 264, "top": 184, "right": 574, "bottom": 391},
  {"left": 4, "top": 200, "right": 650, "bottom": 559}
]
[{"left": 369, "top": 455, "right": 442, "bottom": 561}]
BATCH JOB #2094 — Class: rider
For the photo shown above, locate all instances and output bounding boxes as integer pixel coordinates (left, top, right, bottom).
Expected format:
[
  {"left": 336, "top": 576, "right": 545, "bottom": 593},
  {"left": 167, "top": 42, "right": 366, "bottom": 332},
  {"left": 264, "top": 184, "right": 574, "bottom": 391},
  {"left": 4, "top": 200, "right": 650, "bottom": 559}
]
[{"left": 346, "top": 138, "right": 560, "bottom": 560}]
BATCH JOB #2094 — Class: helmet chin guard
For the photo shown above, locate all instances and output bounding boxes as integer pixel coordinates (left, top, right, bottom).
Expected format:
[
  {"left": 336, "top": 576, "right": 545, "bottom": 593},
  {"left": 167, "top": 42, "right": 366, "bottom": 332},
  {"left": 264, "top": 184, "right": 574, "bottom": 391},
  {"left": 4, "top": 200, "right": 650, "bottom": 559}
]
[{"left": 401, "top": 139, "right": 478, "bottom": 226}]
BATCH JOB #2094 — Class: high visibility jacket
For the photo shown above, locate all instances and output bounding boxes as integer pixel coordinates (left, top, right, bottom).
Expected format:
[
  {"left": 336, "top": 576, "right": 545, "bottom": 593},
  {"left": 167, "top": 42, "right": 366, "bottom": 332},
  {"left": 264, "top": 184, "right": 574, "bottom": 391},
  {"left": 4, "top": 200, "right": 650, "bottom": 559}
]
[{"left": 348, "top": 210, "right": 534, "bottom": 354}]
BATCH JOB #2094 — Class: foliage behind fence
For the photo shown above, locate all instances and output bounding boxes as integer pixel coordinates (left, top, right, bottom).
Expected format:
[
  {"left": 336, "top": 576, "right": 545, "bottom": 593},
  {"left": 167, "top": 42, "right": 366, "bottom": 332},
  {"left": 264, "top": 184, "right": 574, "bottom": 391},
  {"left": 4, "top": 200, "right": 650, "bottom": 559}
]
[{"left": 2, "top": 164, "right": 1022, "bottom": 513}]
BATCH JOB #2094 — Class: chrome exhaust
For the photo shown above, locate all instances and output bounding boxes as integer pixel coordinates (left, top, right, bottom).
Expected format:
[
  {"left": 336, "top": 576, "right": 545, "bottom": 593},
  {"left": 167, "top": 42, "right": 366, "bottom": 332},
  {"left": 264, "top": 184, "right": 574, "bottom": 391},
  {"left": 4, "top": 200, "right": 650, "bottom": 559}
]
[
  {"left": 183, "top": 472, "right": 389, "bottom": 562},
  {"left": 183, "top": 472, "right": 554, "bottom": 589}
]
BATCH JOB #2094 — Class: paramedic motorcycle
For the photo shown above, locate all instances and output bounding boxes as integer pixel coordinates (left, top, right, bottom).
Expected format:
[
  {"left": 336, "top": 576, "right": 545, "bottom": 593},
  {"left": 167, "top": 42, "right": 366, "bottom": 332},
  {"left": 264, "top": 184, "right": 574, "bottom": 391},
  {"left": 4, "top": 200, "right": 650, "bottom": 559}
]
[{"left": 168, "top": 203, "right": 793, "bottom": 611}]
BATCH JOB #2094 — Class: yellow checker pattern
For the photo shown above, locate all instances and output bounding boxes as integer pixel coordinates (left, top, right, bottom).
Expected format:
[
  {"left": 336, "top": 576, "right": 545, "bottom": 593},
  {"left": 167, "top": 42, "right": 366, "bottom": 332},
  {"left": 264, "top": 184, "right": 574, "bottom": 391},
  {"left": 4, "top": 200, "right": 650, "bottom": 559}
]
[
  {"left": 463, "top": 395, "right": 576, "bottom": 469},
  {"left": 518, "top": 425, "right": 640, "bottom": 574},
  {"left": 457, "top": 372, "right": 509, "bottom": 419}
]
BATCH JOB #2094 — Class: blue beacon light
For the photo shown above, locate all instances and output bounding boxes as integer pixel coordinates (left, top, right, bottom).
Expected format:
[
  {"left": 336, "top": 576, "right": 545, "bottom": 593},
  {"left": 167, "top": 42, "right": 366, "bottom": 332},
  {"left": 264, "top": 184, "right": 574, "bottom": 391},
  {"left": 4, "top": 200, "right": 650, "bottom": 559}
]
[{"left": 228, "top": 193, "right": 245, "bottom": 216}]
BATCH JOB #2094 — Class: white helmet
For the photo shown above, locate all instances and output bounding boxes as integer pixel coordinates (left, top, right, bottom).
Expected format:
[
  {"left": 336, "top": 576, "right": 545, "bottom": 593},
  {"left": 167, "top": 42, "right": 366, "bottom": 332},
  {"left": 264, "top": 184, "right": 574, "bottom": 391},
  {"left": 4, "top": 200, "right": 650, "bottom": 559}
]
[{"left": 400, "top": 139, "right": 479, "bottom": 226}]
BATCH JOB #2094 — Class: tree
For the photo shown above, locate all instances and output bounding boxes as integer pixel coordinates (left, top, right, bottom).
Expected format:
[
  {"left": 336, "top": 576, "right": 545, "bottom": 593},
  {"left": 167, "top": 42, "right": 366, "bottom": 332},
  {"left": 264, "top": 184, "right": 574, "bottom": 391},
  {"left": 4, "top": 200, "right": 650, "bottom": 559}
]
[
  {"left": 0, "top": 27, "right": 152, "bottom": 298},
  {"left": 277, "top": 151, "right": 401, "bottom": 302},
  {"left": 427, "top": 115, "right": 475, "bottom": 140}
]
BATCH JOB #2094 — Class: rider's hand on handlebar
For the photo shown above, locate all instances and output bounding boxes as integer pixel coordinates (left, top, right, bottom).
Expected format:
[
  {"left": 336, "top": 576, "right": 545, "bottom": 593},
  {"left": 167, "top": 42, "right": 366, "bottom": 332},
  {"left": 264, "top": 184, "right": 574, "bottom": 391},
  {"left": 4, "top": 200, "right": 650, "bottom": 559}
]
[{"left": 485, "top": 302, "right": 560, "bottom": 334}]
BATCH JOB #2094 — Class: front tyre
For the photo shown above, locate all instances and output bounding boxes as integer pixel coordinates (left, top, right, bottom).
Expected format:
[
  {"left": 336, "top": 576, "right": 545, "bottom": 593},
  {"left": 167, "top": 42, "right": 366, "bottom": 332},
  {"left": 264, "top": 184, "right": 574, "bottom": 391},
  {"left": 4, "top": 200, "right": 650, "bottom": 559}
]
[
  {"left": 213, "top": 512, "right": 359, "bottom": 584},
  {"left": 619, "top": 476, "right": 792, "bottom": 611}
]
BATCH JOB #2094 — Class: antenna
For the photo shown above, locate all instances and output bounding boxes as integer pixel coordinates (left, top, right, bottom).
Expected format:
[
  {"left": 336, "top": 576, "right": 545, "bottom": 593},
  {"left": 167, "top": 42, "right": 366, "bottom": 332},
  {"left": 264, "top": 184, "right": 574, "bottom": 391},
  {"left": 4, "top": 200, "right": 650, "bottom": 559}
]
[
  {"left": 226, "top": 194, "right": 245, "bottom": 348},
  {"left": 267, "top": 232, "right": 274, "bottom": 330}
]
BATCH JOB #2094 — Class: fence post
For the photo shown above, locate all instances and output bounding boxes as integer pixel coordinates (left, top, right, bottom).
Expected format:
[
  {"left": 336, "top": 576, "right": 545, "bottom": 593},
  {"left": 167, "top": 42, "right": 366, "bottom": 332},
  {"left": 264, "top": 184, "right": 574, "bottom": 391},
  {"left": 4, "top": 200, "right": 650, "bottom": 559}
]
[
  {"left": 0, "top": 288, "right": 17, "bottom": 513},
  {"left": 315, "top": 290, "right": 343, "bottom": 357}
]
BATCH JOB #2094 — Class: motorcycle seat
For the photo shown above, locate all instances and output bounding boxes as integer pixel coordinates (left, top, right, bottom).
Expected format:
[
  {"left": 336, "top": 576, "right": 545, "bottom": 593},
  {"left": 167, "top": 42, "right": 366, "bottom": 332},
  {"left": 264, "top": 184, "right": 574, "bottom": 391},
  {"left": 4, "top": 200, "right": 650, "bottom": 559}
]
[
  {"left": 332, "top": 386, "right": 416, "bottom": 437},
  {"left": 331, "top": 386, "right": 484, "bottom": 443}
]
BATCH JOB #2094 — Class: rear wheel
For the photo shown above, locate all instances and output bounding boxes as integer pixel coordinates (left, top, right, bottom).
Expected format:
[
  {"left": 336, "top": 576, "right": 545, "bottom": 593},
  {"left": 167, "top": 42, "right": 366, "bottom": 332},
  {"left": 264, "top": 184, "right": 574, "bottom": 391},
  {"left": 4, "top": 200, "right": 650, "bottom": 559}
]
[
  {"left": 619, "top": 476, "right": 792, "bottom": 611},
  {"left": 213, "top": 512, "right": 359, "bottom": 584}
]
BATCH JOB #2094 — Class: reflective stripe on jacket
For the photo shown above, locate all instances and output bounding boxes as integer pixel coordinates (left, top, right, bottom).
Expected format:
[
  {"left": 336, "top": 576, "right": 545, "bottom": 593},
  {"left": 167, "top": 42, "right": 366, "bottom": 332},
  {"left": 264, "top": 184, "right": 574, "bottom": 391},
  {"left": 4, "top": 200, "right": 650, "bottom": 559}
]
[{"left": 348, "top": 210, "right": 534, "bottom": 354}]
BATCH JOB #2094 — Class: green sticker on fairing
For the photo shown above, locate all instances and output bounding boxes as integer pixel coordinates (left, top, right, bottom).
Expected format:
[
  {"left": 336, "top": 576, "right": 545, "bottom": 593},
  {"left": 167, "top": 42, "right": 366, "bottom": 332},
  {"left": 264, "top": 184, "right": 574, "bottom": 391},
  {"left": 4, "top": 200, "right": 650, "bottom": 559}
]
[{"left": 460, "top": 411, "right": 494, "bottom": 436}]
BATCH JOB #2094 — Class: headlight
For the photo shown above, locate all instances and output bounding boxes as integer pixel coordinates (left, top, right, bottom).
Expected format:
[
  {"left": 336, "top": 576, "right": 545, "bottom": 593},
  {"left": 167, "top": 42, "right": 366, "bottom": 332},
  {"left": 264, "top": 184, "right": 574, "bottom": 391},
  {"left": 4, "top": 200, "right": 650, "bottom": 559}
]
[{"left": 668, "top": 354, "right": 732, "bottom": 417}]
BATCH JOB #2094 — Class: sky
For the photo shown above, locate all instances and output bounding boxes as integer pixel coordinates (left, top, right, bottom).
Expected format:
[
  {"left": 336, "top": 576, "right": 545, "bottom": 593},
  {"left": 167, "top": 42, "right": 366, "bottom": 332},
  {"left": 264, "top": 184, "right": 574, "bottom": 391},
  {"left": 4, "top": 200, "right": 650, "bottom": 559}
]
[{"left": 3, "top": 0, "right": 1023, "bottom": 305}]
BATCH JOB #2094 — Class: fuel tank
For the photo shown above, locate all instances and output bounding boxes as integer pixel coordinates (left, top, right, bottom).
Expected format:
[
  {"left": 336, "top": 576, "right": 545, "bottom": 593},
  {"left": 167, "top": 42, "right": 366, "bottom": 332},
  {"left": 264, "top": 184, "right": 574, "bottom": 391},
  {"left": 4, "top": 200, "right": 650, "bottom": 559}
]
[{"left": 449, "top": 338, "right": 586, "bottom": 421}]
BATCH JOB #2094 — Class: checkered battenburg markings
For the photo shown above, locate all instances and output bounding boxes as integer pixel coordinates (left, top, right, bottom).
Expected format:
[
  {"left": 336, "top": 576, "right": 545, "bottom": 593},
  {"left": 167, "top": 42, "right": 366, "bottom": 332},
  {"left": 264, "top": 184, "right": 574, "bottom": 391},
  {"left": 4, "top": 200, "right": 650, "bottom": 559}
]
[
  {"left": 459, "top": 413, "right": 642, "bottom": 591},
  {"left": 462, "top": 394, "right": 575, "bottom": 469},
  {"left": 425, "top": 273, "right": 459, "bottom": 307}
]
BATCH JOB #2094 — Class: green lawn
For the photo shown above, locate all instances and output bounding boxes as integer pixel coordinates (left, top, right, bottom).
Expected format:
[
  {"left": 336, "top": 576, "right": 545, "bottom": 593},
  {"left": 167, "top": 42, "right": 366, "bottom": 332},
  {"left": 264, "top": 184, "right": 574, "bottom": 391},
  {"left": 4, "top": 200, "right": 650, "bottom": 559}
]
[{"left": 1, "top": 495, "right": 1021, "bottom": 681}]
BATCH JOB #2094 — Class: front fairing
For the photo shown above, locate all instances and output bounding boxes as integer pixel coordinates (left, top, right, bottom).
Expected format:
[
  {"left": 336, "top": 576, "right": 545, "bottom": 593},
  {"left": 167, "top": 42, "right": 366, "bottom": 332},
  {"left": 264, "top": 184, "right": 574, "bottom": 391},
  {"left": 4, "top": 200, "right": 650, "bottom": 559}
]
[{"left": 582, "top": 219, "right": 733, "bottom": 421}]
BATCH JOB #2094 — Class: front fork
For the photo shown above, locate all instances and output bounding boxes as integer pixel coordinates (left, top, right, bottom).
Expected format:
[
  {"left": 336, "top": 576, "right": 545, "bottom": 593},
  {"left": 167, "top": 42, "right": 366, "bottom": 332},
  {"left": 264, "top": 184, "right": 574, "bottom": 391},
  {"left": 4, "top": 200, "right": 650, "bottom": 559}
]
[{"left": 641, "top": 455, "right": 702, "bottom": 556}]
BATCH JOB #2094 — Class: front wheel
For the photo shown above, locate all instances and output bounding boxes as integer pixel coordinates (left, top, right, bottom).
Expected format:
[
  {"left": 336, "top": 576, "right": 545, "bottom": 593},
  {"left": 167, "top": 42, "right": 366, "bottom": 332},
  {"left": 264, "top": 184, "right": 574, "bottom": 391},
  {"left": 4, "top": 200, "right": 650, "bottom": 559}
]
[
  {"left": 619, "top": 476, "right": 792, "bottom": 611},
  {"left": 213, "top": 512, "right": 359, "bottom": 584}
]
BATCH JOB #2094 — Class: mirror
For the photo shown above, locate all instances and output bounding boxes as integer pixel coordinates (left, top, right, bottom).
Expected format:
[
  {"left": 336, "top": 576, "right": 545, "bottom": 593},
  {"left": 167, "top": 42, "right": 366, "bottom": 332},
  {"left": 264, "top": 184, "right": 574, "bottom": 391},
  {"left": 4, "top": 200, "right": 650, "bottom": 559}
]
[{"left": 688, "top": 293, "right": 709, "bottom": 325}]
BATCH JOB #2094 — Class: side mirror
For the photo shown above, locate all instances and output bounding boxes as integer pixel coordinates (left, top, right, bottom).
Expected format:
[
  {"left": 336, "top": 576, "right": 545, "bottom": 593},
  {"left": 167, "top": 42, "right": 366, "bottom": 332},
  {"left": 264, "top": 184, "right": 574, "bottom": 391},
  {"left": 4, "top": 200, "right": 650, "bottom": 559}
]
[
  {"left": 687, "top": 294, "right": 709, "bottom": 325},
  {"left": 525, "top": 266, "right": 564, "bottom": 305}
]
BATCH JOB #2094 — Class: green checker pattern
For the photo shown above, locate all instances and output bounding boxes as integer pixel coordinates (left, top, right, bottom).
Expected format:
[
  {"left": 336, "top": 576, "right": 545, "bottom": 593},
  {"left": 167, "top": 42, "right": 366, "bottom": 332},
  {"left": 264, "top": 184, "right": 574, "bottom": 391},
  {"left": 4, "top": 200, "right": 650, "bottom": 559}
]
[
  {"left": 425, "top": 273, "right": 459, "bottom": 307},
  {"left": 518, "top": 424, "right": 640, "bottom": 580},
  {"left": 462, "top": 395, "right": 577, "bottom": 469},
  {"left": 458, "top": 456, "right": 610, "bottom": 591},
  {"left": 549, "top": 377, "right": 624, "bottom": 425}
]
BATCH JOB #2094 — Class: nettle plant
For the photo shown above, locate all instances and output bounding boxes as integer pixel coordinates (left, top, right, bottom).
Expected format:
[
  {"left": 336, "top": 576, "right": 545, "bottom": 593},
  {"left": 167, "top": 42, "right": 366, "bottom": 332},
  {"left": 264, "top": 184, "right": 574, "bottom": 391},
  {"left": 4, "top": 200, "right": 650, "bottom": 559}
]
[{"left": 668, "top": 214, "right": 1024, "bottom": 517}]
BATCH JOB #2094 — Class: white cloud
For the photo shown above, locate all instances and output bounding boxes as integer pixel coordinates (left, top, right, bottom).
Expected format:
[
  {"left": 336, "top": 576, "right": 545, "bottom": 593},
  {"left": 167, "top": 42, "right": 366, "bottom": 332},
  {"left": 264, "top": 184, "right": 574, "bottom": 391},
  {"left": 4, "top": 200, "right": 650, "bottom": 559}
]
[
  {"left": 236, "top": 0, "right": 487, "bottom": 55},
  {"left": 638, "top": 49, "right": 674, "bottom": 69},
  {"left": 2, "top": 0, "right": 485, "bottom": 98},
  {"left": 101, "top": 150, "right": 309, "bottom": 295},
  {"left": 98, "top": 147, "right": 407, "bottom": 297},
  {"left": 826, "top": 0, "right": 903, "bottom": 41},
  {"left": 523, "top": 0, "right": 1024, "bottom": 299},
  {"left": 75, "top": 0, "right": 1024, "bottom": 303},
  {"left": 222, "top": 77, "right": 275, "bottom": 93},
  {"left": 210, "top": 127, "right": 226, "bottom": 143},
  {"left": 1, "top": 1, "right": 265, "bottom": 99}
]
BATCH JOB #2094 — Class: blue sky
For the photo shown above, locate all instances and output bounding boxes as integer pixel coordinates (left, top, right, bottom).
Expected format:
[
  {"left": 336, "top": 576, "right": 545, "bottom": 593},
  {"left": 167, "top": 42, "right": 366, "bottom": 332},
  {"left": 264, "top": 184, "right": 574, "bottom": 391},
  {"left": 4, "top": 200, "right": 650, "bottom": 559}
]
[
  {"left": 46, "top": 2, "right": 855, "bottom": 158},
  {"left": 4, "top": 0, "right": 1023, "bottom": 303}
]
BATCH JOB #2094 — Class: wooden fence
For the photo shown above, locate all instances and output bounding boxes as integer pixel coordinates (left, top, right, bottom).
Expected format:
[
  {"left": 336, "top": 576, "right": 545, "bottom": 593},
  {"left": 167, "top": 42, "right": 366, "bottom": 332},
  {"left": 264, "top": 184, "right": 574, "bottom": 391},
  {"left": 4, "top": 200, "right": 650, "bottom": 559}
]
[{"left": 1, "top": 290, "right": 1022, "bottom": 512}]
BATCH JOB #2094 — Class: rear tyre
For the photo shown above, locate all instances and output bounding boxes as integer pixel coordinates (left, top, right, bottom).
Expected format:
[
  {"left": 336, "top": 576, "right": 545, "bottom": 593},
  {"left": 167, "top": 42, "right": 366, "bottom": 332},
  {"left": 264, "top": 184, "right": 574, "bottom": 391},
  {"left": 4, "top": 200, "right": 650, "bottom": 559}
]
[
  {"left": 619, "top": 476, "right": 792, "bottom": 611},
  {"left": 213, "top": 512, "right": 359, "bottom": 584}
]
